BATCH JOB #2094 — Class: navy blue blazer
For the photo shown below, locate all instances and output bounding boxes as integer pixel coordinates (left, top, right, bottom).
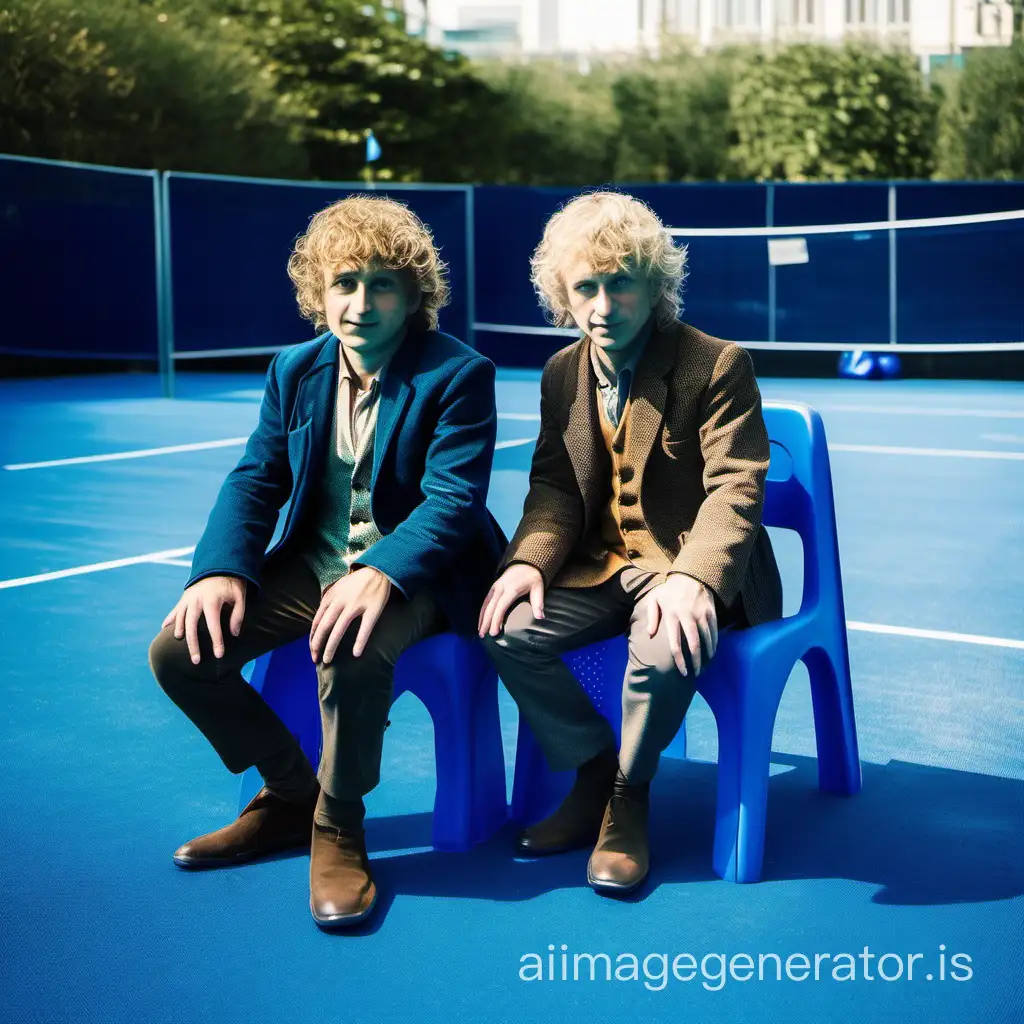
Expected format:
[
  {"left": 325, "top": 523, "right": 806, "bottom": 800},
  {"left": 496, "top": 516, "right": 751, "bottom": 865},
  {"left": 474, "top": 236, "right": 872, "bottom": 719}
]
[{"left": 187, "top": 329, "right": 507, "bottom": 634}]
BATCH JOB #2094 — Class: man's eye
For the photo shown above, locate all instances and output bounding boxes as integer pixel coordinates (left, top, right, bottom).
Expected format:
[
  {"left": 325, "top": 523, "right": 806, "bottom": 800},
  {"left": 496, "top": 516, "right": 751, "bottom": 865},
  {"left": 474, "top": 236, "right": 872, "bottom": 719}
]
[{"left": 372, "top": 279, "right": 394, "bottom": 290}]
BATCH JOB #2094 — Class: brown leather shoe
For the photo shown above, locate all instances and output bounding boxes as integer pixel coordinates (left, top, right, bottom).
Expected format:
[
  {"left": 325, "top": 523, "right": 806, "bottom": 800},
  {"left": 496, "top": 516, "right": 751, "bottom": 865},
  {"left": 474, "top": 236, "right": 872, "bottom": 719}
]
[
  {"left": 586, "top": 785, "right": 650, "bottom": 894},
  {"left": 309, "top": 823, "right": 377, "bottom": 929},
  {"left": 172, "top": 786, "right": 319, "bottom": 869}
]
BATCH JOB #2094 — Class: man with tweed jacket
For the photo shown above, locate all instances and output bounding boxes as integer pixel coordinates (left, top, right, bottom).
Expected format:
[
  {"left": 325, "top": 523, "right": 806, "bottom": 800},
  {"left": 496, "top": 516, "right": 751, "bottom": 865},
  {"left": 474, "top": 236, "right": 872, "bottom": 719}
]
[{"left": 480, "top": 192, "right": 782, "bottom": 894}]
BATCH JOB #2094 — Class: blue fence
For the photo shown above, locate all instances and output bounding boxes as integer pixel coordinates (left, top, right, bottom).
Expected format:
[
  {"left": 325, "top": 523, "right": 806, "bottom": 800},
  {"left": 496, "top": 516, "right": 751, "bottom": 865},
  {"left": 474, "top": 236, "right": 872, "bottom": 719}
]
[
  {"left": 2, "top": 154, "right": 1022, "bottom": 381},
  {"left": 0, "top": 156, "right": 160, "bottom": 360}
]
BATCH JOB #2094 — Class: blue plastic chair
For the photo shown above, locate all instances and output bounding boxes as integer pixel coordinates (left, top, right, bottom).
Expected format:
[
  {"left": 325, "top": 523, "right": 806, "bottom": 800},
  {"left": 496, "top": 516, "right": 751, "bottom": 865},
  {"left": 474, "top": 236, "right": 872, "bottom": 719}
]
[
  {"left": 238, "top": 632, "right": 508, "bottom": 852},
  {"left": 509, "top": 402, "right": 862, "bottom": 882}
]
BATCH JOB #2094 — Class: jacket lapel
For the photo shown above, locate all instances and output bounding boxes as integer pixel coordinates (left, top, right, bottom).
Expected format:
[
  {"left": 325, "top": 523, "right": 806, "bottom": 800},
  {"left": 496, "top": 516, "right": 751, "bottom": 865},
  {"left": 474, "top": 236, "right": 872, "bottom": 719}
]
[
  {"left": 624, "top": 322, "right": 676, "bottom": 487},
  {"left": 371, "top": 330, "right": 419, "bottom": 491},
  {"left": 564, "top": 338, "right": 603, "bottom": 518},
  {"left": 291, "top": 333, "right": 339, "bottom": 469}
]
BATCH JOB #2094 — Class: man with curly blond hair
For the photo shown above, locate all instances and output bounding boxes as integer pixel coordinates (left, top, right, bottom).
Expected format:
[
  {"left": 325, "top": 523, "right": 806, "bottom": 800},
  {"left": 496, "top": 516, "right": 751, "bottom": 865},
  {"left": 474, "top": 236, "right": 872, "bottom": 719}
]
[
  {"left": 150, "top": 195, "right": 505, "bottom": 928},
  {"left": 480, "top": 191, "right": 782, "bottom": 895}
]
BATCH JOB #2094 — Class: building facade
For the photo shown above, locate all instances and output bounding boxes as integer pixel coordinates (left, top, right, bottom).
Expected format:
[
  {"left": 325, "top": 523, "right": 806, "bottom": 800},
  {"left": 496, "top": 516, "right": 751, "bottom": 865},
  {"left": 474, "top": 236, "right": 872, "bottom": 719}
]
[{"left": 401, "top": 0, "right": 1017, "bottom": 68}]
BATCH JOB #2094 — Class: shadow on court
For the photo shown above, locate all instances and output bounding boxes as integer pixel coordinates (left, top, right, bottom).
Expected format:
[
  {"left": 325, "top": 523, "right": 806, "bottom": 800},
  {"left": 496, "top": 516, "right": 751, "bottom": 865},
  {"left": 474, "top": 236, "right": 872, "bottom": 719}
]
[{"left": 360, "top": 755, "right": 1024, "bottom": 918}]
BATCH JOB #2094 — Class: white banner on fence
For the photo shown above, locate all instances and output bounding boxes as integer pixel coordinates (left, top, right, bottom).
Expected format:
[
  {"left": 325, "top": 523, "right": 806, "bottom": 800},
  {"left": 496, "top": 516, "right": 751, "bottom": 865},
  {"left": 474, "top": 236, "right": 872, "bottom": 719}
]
[{"left": 768, "top": 237, "right": 809, "bottom": 266}]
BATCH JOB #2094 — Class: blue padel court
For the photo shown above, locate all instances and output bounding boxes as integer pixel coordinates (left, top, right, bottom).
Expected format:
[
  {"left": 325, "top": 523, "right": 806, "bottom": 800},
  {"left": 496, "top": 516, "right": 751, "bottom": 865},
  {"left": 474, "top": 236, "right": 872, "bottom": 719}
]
[{"left": 1, "top": 370, "right": 1022, "bottom": 1024}]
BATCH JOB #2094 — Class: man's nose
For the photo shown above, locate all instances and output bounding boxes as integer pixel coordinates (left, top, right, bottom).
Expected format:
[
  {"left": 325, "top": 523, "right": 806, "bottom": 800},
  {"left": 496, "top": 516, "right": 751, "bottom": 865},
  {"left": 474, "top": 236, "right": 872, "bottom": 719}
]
[
  {"left": 353, "top": 283, "right": 372, "bottom": 313},
  {"left": 594, "top": 286, "right": 613, "bottom": 317}
]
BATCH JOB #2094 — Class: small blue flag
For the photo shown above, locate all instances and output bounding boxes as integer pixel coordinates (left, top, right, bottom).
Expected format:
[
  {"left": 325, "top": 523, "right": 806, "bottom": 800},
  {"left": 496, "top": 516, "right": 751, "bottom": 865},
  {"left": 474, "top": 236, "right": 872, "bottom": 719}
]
[{"left": 366, "top": 130, "right": 382, "bottom": 163}]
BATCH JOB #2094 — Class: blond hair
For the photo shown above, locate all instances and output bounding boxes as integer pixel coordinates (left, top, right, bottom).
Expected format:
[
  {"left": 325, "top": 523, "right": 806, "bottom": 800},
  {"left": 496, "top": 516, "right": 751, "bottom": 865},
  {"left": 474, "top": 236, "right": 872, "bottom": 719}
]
[
  {"left": 530, "top": 191, "right": 688, "bottom": 329},
  {"left": 287, "top": 194, "right": 449, "bottom": 333}
]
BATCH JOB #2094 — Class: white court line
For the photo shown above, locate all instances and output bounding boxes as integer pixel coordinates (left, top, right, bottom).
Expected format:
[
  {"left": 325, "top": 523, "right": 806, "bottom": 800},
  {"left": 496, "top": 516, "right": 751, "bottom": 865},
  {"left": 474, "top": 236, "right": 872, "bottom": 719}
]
[
  {"left": 2, "top": 547, "right": 1022, "bottom": 652},
  {"left": 3, "top": 426, "right": 537, "bottom": 471},
  {"left": 813, "top": 404, "right": 1024, "bottom": 420},
  {"left": 0, "top": 546, "right": 196, "bottom": 589},
  {"left": 981, "top": 434, "right": 1024, "bottom": 444},
  {"left": 5, "top": 433, "right": 1020, "bottom": 471},
  {"left": 499, "top": 413, "right": 542, "bottom": 421},
  {"left": 830, "top": 443, "right": 1024, "bottom": 460},
  {"left": 848, "top": 621, "right": 1024, "bottom": 651},
  {"left": 5, "top": 426, "right": 1021, "bottom": 473},
  {"left": 4, "top": 438, "right": 249, "bottom": 471},
  {"left": 150, "top": 558, "right": 194, "bottom": 568}
]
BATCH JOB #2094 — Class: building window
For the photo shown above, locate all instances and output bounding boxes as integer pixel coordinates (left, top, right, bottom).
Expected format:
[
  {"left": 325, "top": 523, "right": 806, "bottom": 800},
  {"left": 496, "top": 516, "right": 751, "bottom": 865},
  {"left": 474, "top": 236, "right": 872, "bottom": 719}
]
[
  {"left": 887, "top": 0, "right": 910, "bottom": 23},
  {"left": 846, "top": 0, "right": 881, "bottom": 24},
  {"left": 781, "top": 0, "right": 816, "bottom": 26},
  {"left": 718, "top": 0, "right": 762, "bottom": 27}
]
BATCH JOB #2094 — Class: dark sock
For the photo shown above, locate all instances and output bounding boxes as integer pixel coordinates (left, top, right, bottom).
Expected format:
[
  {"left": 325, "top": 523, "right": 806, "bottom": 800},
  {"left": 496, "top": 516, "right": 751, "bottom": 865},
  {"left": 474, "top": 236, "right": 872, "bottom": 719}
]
[
  {"left": 613, "top": 769, "right": 651, "bottom": 801},
  {"left": 576, "top": 746, "right": 619, "bottom": 789},
  {"left": 315, "top": 790, "right": 366, "bottom": 831},
  {"left": 257, "top": 744, "right": 319, "bottom": 803}
]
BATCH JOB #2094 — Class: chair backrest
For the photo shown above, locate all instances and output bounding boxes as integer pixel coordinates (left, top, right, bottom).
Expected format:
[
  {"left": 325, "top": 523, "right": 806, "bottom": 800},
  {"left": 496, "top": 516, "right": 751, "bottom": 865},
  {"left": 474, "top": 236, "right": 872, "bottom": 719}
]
[{"left": 761, "top": 401, "right": 846, "bottom": 617}]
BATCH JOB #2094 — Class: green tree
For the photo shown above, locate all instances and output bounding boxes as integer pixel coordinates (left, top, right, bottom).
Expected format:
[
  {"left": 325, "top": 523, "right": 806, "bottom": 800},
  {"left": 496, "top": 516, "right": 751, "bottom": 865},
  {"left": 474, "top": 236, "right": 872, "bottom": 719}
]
[
  {"left": 730, "top": 43, "right": 938, "bottom": 181},
  {"left": 937, "top": 41, "right": 1024, "bottom": 180},
  {"left": 475, "top": 58, "right": 618, "bottom": 185},
  {"left": 0, "top": 0, "right": 306, "bottom": 175},
  {"left": 160, "top": 0, "right": 507, "bottom": 182},
  {"left": 611, "top": 43, "right": 742, "bottom": 182}
]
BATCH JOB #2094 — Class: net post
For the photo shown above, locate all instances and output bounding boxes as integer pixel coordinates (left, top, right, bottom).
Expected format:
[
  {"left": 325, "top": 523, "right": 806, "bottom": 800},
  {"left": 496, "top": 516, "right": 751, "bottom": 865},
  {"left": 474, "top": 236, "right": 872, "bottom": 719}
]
[
  {"left": 888, "top": 182, "right": 898, "bottom": 346},
  {"left": 154, "top": 171, "right": 176, "bottom": 398},
  {"left": 465, "top": 185, "right": 476, "bottom": 350},
  {"left": 766, "top": 182, "right": 776, "bottom": 343}
]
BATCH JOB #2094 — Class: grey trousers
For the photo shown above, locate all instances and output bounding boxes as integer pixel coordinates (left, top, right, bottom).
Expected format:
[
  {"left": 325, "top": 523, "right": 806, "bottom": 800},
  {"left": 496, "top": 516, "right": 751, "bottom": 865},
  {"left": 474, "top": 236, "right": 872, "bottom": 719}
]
[
  {"left": 485, "top": 567, "right": 743, "bottom": 785},
  {"left": 149, "top": 551, "right": 443, "bottom": 800}
]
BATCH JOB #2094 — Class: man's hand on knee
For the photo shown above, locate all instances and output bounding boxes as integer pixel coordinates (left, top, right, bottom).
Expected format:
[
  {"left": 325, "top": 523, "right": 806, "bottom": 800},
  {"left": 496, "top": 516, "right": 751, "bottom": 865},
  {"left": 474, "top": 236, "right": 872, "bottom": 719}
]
[
  {"left": 478, "top": 564, "right": 545, "bottom": 638},
  {"left": 310, "top": 567, "right": 392, "bottom": 665},
  {"left": 162, "top": 576, "right": 247, "bottom": 666},
  {"left": 645, "top": 574, "right": 718, "bottom": 677}
]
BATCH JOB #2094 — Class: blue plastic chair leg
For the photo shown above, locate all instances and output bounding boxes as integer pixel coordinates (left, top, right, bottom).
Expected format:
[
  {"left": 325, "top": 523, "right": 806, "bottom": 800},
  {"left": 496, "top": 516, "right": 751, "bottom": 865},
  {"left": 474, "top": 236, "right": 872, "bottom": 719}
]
[
  {"left": 704, "top": 659, "right": 780, "bottom": 884},
  {"left": 424, "top": 658, "right": 508, "bottom": 852},
  {"left": 509, "top": 720, "right": 574, "bottom": 826},
  {"left": 804, "top": 642, "right": 862, "bottom": 796},
  {"left": 239, "top": 640, "right": 320, "bottom": 809}
]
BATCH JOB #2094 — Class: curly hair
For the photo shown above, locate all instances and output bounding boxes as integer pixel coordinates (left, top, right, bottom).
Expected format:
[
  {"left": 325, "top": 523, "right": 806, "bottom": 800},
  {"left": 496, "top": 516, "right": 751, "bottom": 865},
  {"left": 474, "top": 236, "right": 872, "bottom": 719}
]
[
  {"left": 530, "top": 191, "right": 688, "bottom": 329},
  {"left": 287, "top": 194, "right": 449, "bottom": 333}
]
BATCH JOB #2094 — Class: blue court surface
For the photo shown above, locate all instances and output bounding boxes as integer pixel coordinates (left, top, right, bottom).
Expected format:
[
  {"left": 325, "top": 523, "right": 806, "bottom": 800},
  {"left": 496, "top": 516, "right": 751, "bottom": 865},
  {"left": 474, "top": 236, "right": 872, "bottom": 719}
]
[{"left": 1, "top": 370, "right": 1022, "bottom": 1024}]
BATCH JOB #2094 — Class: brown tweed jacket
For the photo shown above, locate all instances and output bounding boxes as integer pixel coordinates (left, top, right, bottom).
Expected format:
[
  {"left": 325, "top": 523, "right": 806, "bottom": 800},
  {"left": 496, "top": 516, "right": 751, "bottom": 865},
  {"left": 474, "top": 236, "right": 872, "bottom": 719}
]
[{"left": 500, "top": 320, "right": 783, "bottom": 627}]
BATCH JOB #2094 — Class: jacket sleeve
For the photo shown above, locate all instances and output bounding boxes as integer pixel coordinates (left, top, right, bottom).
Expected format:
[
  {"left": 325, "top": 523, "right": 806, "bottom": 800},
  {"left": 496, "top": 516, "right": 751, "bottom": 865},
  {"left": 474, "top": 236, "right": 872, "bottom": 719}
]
[
  {"left": 186, "top": 353, "right": 293, "bottom": 590},
  {"left": 669, "top": 343, "right": 769, "bottom": 606},
  {"left": 497, "top": 365, "right": 585, "bottom": 586},
  {"left": 355, "top": 356, "right": 498, "bottom": 594}
]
